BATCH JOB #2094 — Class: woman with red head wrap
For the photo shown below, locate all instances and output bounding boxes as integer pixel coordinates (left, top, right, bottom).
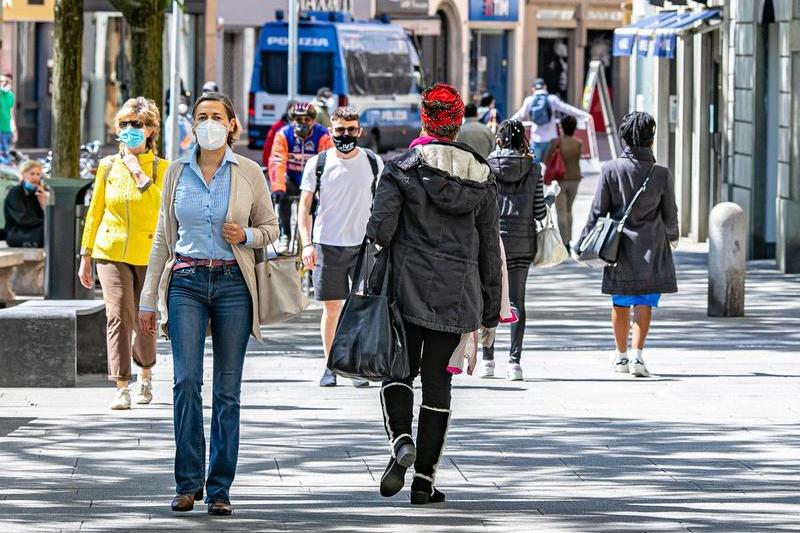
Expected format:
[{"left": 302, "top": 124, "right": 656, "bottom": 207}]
[{"left": 365, "top": 83, "right": 502, "bottom": 505}]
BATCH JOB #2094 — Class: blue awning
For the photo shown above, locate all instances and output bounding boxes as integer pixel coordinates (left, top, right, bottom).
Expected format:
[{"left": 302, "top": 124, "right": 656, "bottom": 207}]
[
  {"left": 612, "top": 13, "right": 668, "bottom": 57},
  {"left": 654, "top": 9, "right": 721, "bottom": 58},
  {"left": 613, "top": 9, "right": 721, "bottom": 59}
]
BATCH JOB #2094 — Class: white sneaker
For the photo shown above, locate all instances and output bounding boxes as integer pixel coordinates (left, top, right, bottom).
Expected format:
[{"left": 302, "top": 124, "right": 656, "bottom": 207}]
[
  {"left": 476, "top": 360, "right": 495, "bottom": 378},
  {"left": 277, "top": 235, "right": 290, "bottom": 254},
  {"left": 612, "top": 353, "right": 629, "bottom": 373},
  {"left": 133, "top": 378, "right": 153, "bottom": 405},
  {"left": 506, "top": 363, "right": 523, "bottom": 381},
  {"left": 109, "top": 388, "right": 131, "bottom": 410},
  {"left": 629, "top": 358, "right": 650, "bottom": 378}
]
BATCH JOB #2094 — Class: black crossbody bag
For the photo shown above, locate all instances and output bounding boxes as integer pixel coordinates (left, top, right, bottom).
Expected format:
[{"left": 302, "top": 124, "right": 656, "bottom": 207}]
[{"left": 577, "top": 162, "right": 656, "bottom": 270}]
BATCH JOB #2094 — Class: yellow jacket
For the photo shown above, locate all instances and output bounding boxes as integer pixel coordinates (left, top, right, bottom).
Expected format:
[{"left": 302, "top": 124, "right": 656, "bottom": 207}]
[{"left": 81, "top": 151, "right": 169, "bottom": 266}]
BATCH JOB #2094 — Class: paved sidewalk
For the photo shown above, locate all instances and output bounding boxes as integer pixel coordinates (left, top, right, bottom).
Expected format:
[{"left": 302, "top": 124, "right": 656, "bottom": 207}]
[{"left": 1, "top": 241, "right": 799, "bottom": 532}]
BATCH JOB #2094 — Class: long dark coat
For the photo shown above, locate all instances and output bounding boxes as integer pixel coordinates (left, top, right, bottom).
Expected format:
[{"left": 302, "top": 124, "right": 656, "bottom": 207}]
[{"left": 578, "top": 147, "right": 679, "bottom": 295}]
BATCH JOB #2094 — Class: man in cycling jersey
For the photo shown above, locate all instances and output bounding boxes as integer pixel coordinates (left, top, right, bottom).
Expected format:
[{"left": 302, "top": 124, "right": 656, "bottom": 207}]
[{"left": 268, "top": 101, "right": 333, "bottom": 252}]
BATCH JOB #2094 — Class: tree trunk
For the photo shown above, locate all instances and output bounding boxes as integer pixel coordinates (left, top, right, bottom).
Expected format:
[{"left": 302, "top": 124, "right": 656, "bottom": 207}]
[
  {"left": 109, "top": 0, "right": 168, "bottom": 113},
  {"left": 52, "top": 0, "right": 83, "bottom": 179}
]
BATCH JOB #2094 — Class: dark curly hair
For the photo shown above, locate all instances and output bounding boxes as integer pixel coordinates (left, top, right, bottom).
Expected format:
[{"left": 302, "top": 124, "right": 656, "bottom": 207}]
[
  {"left": 495, "top": 119, "right": 530, "bottom": 153},
  {"left": 619, "top": 111, "right": 656, "bottom": 148}
]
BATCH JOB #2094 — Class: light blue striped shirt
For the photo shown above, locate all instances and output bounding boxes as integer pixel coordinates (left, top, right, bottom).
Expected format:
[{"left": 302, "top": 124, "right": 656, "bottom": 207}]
[{"left": 174, "top": 145, "right": 253, "bottom": 261}]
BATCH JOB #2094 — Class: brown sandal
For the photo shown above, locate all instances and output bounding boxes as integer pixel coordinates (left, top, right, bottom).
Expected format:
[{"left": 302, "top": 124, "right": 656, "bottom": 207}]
[{"left": 170, "top": 489, "right": 203, "bottom": 512}]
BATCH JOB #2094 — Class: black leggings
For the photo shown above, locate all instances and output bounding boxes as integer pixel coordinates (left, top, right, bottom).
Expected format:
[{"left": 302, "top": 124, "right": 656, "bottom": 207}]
[
  {"left": 277, "top": 181, "right": 300, "bottom": 238},
  {"left": 484, "top": 262, "right": 531, "bottom": 363},
  {"left": 385, "top": 322, "right": 461, "bottom": 409}
]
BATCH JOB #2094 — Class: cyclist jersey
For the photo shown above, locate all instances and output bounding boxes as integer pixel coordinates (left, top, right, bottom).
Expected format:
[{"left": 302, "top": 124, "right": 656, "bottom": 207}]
[{"left": 268, "top": 123, "right": 332, "bottom": 193}]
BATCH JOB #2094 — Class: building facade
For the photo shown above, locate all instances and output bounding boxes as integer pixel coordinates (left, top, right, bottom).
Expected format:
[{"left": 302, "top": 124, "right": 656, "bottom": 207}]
[
  {"left": 724, "top": 0, "right": 800, "bottom": 272},
  {"left": 428, "top": 0, "right": 627, "bottom": 121},
  {"left": 618, "top": 0, "right": 800, "bottom": 272},
  {"left": 0, "top": 0, "right": 216, "bottom": 149}
]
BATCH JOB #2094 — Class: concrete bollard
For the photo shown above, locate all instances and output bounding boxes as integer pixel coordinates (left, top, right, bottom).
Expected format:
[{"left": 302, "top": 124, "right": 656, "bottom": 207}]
[{"left": 708, "top": 202, "right": 747, "bottom": 317}]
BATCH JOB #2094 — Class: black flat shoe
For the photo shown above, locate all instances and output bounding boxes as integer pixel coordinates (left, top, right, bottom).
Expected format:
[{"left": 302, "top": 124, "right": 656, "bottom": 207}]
[
  {"left": 410, "top": 487, "right": 446, "bottom": 505},
  {"left": 170, "top": 489, "right": 203, "bottom": 512},
  {"left": 379, "top": 442, "right": 416, "bottom": 497},
  {"left": 208, "top": 500, "right": 232, "bottom": 516}
]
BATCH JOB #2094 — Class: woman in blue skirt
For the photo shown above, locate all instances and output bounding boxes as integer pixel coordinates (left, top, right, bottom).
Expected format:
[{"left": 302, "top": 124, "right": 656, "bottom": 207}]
[{"left": 577, "top": 112, "right": 679, "bottom": 377}]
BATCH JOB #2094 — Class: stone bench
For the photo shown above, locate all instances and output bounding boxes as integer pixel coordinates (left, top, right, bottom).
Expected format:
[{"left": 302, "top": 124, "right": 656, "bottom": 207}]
[
  {"left": 0, "top": 243, "right": 45, "bottom": 296},
  {"left": 0, "top": 250, "right": 24, "bottom": 306},
  {"left": 0, "top": 300, "right": 107, "bottom": 387}
]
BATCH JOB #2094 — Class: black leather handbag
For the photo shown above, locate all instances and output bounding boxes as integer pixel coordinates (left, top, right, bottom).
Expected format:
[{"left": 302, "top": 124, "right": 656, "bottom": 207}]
[
  {"left": 577, "top": 162, "right": 656, "bottom": 270},
  {"left": 328, "top": 239, "right": 409, "bottom": 382}
]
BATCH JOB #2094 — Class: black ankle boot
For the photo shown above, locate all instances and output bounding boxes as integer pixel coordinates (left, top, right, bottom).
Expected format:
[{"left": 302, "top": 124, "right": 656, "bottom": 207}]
[
  {"left": 379, "top": 382, "right": 415, "bottom": 497},
  {"left": 410, "top": 476, "right": 446, "bottom": 505},
  {"left": 411, "top": 405, "right": 451, "bottom": 505}
]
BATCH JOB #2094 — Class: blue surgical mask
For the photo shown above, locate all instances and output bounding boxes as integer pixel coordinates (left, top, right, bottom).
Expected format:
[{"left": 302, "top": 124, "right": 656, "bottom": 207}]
[
  {"left": 22, "top": 180, "right": 37, "bottom": 193},
  {"left": 118, "top": 126, "right": 146, "bottom": 149}
]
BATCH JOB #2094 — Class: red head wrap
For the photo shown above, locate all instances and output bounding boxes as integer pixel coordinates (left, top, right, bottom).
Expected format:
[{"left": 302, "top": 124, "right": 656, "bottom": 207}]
[{"left": 420, "top": 83, "right": 465, "bottom": 138}]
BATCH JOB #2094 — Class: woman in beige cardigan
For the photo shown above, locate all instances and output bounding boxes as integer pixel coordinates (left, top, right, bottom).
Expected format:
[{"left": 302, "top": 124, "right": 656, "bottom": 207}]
[{"left": 138, "top": 93, "right": 278, "bottom": 516}]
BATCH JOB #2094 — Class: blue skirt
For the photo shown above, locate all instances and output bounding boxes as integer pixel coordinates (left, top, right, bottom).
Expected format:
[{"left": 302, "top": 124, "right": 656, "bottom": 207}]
[{"left": 612, "top": 293, "right": 662, "bottom": 308}]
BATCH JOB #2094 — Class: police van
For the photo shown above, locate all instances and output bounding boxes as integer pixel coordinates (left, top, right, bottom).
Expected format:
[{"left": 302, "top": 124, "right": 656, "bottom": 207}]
[{"left": 248, "top": 12, "right": 423, "bottom": 152}]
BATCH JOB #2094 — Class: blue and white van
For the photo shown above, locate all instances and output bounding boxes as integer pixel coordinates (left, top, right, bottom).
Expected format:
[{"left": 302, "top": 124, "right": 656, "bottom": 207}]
[{"left": 248, "top": 13, "right": 423, "bottom": 152}]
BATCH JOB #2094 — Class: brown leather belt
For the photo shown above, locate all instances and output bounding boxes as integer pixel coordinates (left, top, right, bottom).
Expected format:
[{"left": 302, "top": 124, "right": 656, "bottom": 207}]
[{"left": 173, "top": 254, "right": 238, "bottom": 271}]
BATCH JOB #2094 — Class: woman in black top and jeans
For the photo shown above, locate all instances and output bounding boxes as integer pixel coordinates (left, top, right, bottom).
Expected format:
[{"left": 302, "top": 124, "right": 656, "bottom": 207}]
[
  {"left": 478, "top": 120, "right": 547, "bottom": 381},
  {"left": 366, "top": 83, "right": 501, "bottom": 505}
]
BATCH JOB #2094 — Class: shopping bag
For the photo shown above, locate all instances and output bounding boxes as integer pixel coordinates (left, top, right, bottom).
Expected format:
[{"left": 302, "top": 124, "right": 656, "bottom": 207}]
[
  {"left": 254, "top": 246, "right": 309, "bottom": 325},
  {"left": 534, "top": 205, "right": 569, "bottom": 268},
  {"left": 328, "top": 240, "right": 409, "bottom": 382}
]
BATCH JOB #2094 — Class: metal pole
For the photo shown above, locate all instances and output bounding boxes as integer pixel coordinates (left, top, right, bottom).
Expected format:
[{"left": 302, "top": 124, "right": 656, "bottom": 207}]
[
  {"left": 287, "top": 0, "right": 298, "bottom": 100},
  {"left": 168, "top": 1, "right": 181, "bottom": 161}
]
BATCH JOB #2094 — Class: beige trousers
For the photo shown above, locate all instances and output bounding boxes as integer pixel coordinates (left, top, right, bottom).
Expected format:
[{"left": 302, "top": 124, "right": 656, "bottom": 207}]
[
  {"left": 555, "top": 180, "right": 581, "bottom": 247},
  {"left": 96, "top": 260, "right": 156, "bottom": 381}
]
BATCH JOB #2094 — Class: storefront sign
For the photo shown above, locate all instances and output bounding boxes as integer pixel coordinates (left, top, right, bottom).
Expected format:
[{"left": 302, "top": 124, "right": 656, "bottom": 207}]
[
  {"left": 469, "top": 0, "right": 519, "bottom": 22},
  {"left": 376, "top": 0, "right": 427, "bottom": 16},
  {"left": 300, "top": 0, "right": 354, "bottom": 14},
  {"left": 1, "top": 0, "right": 55, "bottom": 22},
  {"left": 535, "top": 8, "right": 575, "bottom": 21},
  {"left": 586, "top": 10, "right": 624, "bottom": 23}
]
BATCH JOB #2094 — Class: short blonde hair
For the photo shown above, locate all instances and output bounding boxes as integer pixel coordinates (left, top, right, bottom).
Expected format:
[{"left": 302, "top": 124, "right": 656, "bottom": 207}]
[
  {"left": 19, "top": 159, "right": 42, "bottom": 176},
  {"left": 115, "top": 97, "right": 161, "bottom": 154}
]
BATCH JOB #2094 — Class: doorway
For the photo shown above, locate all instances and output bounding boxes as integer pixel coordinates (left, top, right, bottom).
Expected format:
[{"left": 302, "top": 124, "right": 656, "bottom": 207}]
[
  {"left": 537, "top": 36, "right": 570, "bottom": 101},
  {"left": 469, "top": 30, "right": 509, "bottom": 118},
  {"left": 754, "top": 0, "right": 778, "bottom": 258}
]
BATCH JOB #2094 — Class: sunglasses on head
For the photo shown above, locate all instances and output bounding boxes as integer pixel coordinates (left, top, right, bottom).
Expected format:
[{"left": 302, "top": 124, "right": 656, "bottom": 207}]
[
  {"left": 120, "top": 120, "right": 145, "bottom": 129},
  {"left": 332, "top": 126, "right": 360, "bottom": 136}
]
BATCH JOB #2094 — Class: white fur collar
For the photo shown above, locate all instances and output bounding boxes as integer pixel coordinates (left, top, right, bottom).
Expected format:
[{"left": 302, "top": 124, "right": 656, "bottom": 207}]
[{"left": 416, "top": 144, "right": 490, "bottom": 183}]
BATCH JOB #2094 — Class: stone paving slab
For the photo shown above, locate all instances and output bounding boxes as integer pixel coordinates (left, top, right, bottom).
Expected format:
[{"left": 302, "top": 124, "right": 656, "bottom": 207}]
[{"left": 1, "top": 241, "right": 799, "bottom": 532}]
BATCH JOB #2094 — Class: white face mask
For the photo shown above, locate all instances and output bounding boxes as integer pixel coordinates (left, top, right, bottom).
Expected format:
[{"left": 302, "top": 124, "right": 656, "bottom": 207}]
[
  {"left": 178, "top": 103, "right": 189, "bottom": 115},
  {"left": 195, "top": 119, "right": 229, "bottom": 151}
]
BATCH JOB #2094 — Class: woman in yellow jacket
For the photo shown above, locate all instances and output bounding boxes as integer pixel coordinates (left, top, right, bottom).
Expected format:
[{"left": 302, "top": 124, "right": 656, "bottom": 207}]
[{"left": 78, "top": 97, "right": 169, "bottom": 410}]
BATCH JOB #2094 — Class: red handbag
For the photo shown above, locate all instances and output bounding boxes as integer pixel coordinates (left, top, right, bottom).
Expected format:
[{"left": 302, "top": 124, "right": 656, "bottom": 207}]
[{"left": 543, "top": 147, "right": 566, "bottom": 185}]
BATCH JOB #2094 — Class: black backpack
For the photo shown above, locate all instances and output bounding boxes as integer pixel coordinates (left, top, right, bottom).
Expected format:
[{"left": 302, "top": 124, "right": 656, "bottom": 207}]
[{"left": 311, "top": 148, "right": 380, "bottom": 214}]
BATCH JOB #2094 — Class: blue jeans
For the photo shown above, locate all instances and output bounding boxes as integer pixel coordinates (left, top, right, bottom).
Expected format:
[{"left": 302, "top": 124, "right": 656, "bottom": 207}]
[
  {"left": 167, "top": 264, "right": 253, "bottom": 503},
  {"left": 0, "top": 131, "right": 12, "bottom": 164},
  {"left": 532, "top": 141, "right": 551, "bottom": 164}
]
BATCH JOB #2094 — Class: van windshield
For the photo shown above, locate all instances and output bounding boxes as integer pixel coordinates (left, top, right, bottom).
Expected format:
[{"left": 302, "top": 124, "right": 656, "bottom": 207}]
[
  {"left": 260, "top": 51, "right": 335, "bottom": 95},
  {"left": 339, "top": 30, "right": 414, "bottom": 96}
]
